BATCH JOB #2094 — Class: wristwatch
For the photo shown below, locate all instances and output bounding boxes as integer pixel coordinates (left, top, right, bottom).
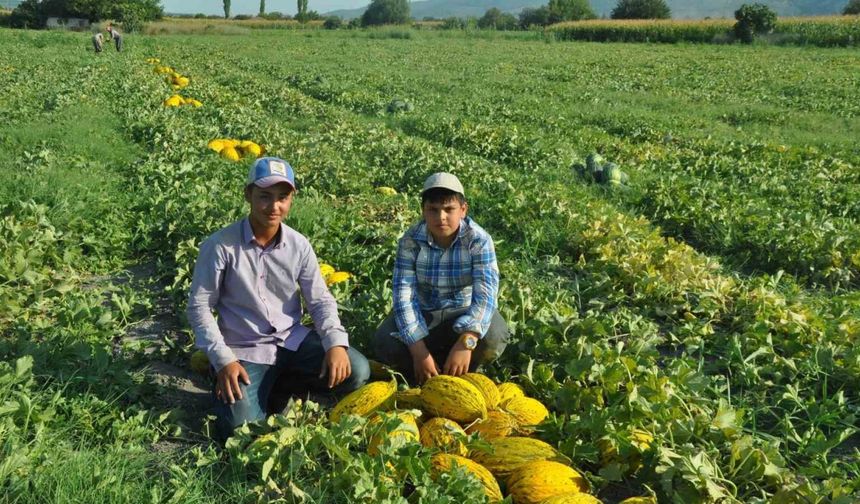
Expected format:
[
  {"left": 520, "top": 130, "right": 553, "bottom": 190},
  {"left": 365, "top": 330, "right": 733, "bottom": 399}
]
[{"left": 460, "top": 333, "right": 479, "bottom": 351}]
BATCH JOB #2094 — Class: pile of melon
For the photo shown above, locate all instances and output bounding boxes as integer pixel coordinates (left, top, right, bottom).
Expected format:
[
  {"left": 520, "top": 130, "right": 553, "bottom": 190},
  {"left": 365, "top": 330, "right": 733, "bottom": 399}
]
[
  {"left": 163, "top": 94, "right": 202, "bottom": 108},
  {"left": 330, "top": 374, "right": 653, "bottom": 503},
  {"left": 207, "top": 138, "right": 264, "bottom": 161},
  {"left": 573, "top": 153, "right": 630, "bottom": 186}
]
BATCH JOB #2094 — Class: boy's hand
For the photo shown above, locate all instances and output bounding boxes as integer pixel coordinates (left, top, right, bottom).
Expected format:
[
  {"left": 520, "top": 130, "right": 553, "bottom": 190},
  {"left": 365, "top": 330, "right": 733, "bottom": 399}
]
[
  {"left": 443, "top": 337, "right": 473, "bottom": 377},
  {"left": 409, "top": 340, "right": 440, "bottom": 384},
  {"left": 320, "top": 346, "right": 351, "bottom": 388},
  {"left": 216, "top": 361, "right": 250, "bottom": 405}
]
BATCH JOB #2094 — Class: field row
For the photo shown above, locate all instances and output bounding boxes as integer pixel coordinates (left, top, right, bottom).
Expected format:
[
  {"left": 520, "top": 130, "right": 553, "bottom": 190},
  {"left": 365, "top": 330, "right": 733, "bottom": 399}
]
[
  {"left": 548, "top": 16, "right": 860, "bottom": 47},
  {"left": 1, "top": 30, "right": 858, "bottom": 502},
  {"left": 142, "top": 33, "right": 858, "bottom": 499},
  {"left": 202, "top": 32, "right": 860, "bottom": 289}
]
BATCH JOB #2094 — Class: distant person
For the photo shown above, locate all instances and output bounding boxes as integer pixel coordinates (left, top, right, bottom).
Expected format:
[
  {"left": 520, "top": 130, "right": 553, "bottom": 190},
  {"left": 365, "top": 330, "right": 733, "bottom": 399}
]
[
  {"left": 92, "top": 32, "right": 104, "bottom": 53},
  {"left": 106, "top": 23, "right": 122, "bottom": 52}
]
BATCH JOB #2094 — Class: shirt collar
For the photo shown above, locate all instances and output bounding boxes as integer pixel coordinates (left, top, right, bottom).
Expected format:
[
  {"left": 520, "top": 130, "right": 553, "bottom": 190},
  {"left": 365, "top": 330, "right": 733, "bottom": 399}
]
[
  {"left": 415, "top": 216, "right": 471, "bottom": 248},
  {"left": 242, "top": 218, "right": 286, "bottom": 249}
]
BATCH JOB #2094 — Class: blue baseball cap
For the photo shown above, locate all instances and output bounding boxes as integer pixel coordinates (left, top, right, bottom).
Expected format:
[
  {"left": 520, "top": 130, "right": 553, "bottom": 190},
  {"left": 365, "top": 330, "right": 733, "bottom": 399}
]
[{"left": 246, "top": 157, "right": 296, "bottom": 190}]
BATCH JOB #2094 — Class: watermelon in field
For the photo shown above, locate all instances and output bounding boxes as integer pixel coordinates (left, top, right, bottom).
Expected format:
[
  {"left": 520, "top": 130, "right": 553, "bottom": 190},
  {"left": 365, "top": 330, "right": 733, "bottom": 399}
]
[
  {"left": 586, "top": 153, "right": 605, "bottom": 173},
  {"left": 387, "top": 99, "right": 413, "bottom": 114},
  {"left": 604, "top": 162, "right": 623, "bottom": 185}
]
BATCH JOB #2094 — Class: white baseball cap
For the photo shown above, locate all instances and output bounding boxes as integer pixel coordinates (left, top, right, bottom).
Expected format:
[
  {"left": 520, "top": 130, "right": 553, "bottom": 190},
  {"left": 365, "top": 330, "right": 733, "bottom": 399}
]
[{"left": 421, "top": 172, "right": 464, "bottom": 197}]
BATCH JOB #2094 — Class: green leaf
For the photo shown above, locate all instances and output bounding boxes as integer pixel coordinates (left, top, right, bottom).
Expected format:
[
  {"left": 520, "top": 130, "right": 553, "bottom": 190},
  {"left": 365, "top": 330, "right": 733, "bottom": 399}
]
[
  {"left": 15, "top": 356, "right": 33, "bottom": 379},
  {"left": 261, "top": 456, "right": 274, "bottom": 481},
  {"left": 711, "top": 400, "right": 741, "bottom": 438}
]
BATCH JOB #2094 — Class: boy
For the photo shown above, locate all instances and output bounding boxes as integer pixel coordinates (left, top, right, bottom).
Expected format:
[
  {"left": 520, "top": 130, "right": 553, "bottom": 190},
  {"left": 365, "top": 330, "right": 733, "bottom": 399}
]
[
  {"left": 373, "top": 173, "right": 509, "bottom": 384},
  {"left": 187, "top": 157, "right": 370, "bottom": 441}
]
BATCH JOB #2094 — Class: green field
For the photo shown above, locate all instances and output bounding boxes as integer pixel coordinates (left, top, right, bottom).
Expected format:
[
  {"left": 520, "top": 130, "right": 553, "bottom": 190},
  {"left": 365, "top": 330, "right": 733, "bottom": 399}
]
[{"left": 1, "top": 28, "right": 858, "bottom": 503}]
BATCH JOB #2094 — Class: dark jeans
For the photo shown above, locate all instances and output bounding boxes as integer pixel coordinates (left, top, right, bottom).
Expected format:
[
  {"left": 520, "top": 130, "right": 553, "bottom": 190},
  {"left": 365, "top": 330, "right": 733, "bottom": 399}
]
[
  {"left": 213, "top": 330, "right": 370, "bottom": 441},
  {"left": 114, "top": 35, "right": 122, "bottom": 52},
  {"left": 372, "top": 307, "right": 509, "bottom": 384}
]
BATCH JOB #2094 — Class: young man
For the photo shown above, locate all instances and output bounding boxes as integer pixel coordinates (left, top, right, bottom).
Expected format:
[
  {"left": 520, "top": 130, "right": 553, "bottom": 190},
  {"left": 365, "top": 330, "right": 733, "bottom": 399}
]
[
  {"left": 106, "top": 23, "right": 122, "bottom": 52},
  {"left": 187, "top": 157, "right": 370, "bottom": 441},
  {"left": 373, "top": 173, "right": 510, "bottom": 384}
]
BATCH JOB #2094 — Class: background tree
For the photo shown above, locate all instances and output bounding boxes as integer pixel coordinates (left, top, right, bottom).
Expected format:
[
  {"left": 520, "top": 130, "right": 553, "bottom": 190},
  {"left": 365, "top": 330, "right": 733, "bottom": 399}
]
[
  {"left": 296, "top": 0, "right": 309, "bottom": 21},
  {"left": 844, "top": 0, "right": 860, "bottom": 14},
  {"left": 547, "top": 0, "right": 595, "bottom": 23},
  {"left": 611, "top": 0, "right": 671, "bottom": 19},
  {"left": 8, "top": 0, "right": 43, "bottom": 28},
  {"left": 477, "top": 7, "right": 517, "bottom": 29},
  {"left": 323, "top": 15, "right": 342, "bottom": 28},
  {"left": 518, "top": 6, "right": 551, "bottom": 28},
  {"left": 10, "top": 0, "right": 161, "bottom": 28},
  {"left": 360, "top": 0, "right": 409, "bottom": 26},
  {"left": 223, "top": 0, "right": 231, "bottom": 18},
  {"left": 733, "top": 3, "right": 777, "bottom": 43},
  {"left": 259, "top": 0, "right": 266, "bottom": 16}
]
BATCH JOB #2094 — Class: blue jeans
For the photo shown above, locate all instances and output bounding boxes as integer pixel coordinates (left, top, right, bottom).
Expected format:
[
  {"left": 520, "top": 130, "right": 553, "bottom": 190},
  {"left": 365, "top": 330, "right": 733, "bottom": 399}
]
[
  {"left": 372, "top": 307, "right": 510, "bottom": 384},
  {"left": 213, "top": 330, "right": 370, "bottom": 441}
]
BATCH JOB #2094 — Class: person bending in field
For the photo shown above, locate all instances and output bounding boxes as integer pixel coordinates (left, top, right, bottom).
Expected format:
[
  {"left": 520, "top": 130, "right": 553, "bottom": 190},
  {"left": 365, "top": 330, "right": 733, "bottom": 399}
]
[
  {"left": 106, "top": 23, "right": 122, "bottom": 52},
  {"left": 187, "top": 157, "right": 370, "bottom": 441},
  {"left": 92, "top": 31, "right": 104, "bottom": 53},
  {"left": 373, "top": 173, "right": 510, "bottom": 384}
]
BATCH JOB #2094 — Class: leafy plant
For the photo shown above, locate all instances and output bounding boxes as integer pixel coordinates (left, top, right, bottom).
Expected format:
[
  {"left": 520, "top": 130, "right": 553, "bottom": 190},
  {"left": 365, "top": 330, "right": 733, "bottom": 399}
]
[
  {"left": 734, "top": 3, "right": 777, "bottom": 43},
  {"left": 611, "top": 0, "right": 671, "bottom": 20}
]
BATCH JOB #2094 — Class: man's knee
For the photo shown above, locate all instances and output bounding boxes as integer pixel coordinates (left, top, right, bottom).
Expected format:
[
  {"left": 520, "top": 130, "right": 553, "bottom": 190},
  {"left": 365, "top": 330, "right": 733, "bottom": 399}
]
[
  {"left": 476, "top": 313, "right": 510, "bottom": 363},
  {"left": 340, "top": 349, "right": 370, "bottom": 392},
  {"left": 215, "top": 392, "right": 265, "bottom": 441}
]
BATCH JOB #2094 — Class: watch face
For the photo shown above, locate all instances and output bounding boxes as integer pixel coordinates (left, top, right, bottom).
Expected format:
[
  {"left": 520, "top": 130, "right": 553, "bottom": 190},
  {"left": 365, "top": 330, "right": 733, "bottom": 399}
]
[{"left": 465, "top": 336, "right": 478, "bottom": 350}]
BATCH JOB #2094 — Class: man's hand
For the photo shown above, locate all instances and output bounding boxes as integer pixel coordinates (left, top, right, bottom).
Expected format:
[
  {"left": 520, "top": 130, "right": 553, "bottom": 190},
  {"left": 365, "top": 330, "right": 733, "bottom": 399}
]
[
  {"left": 216, "top": 361, "right": 250, "bottom": 405},
  {"left": 409, "top": 340, "right": 440, "bottom": 385},
  {"left": 320, "top": 346, "right": 351, "bottom": 389},
  {"left": 443, "top": 334, "right": 475, "bottom": 377}
]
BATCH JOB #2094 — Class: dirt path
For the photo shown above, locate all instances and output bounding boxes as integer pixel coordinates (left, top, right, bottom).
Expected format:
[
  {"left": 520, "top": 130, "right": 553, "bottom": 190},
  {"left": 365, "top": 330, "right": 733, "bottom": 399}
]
[{"left": 118, "top": 262, "right": 211, "bottom": 434}]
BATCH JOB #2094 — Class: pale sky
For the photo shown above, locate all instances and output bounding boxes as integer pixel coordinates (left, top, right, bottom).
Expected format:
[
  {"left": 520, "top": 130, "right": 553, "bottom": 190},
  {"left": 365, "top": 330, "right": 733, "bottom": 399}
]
[{"left": 161, "top": 0, "right": 366, "bottom": 15}]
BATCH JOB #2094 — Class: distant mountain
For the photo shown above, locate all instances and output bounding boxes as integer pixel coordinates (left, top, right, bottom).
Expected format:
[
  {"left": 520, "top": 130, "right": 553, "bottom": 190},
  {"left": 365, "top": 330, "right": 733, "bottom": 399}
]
[
  {"left": 326, "top": 0, "right": 850, "bottom": 20},
  {"left": 327, "top": 0, "right": 540, "bottom": 19}
]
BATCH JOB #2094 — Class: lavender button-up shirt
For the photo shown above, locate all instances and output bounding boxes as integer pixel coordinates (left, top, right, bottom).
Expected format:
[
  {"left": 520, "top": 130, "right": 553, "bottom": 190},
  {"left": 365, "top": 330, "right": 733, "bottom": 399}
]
[{"left": 186, "top": 218, "right": 349, "bottom": 371}]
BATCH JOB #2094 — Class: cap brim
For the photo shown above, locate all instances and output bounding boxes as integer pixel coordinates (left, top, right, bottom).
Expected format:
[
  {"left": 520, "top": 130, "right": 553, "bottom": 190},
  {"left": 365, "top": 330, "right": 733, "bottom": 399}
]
[
  {"left": 254, "top": 176, "right": 295, "bottom": 189},
  {"left": 421, "top": 184, "right": 464, "bottom": 196}
]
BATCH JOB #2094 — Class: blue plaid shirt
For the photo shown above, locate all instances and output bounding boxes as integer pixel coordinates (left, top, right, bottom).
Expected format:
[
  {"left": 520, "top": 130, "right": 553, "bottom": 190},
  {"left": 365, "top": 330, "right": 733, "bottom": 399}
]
[{"left": 392, "top": 216, "right": 499, "bottom": 345}]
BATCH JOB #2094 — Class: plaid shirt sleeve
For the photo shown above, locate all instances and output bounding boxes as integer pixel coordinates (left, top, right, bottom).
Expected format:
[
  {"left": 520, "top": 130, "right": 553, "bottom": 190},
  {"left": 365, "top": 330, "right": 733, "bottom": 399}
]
[
  {"left": 453, "top": 232, "right": 499, "bottom": 338},
  {"left": 393, "top": 234, "right": 429, "bottom": 345}
]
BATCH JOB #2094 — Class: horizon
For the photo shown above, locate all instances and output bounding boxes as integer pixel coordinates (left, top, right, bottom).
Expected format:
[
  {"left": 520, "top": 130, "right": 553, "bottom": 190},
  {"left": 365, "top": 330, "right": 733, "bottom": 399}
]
[{"left": 161, "top": 0, "right": 365, "bottom": 16}]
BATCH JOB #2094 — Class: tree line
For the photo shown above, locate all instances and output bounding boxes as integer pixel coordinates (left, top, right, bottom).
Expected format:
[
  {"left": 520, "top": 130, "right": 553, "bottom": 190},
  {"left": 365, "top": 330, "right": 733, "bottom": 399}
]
[{"left": 7, "top": 0, "right": 162, "bottom": 30}]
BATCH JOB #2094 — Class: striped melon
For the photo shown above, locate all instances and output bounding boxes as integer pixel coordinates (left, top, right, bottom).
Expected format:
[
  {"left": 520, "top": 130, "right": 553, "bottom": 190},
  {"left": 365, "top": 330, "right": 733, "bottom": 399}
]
[
  {"left": 419, "top": 417, "right": 467, "bottom": 456},
  {"left": 421, "top": 375, "right": 487, "bottom": 424},
  {"left": 465, "top": 410, "right": 518, "bottom": 439},
  {"left": 539, "top": 492, "right": 602, "bottom": 504},
  {"left": 367, "top": 411, "right": 419, "bottom": 456},
  {"left": 470, "top": 437, "right": 568, "bottom": 480},
  {"left": 330, "top": 380, "right": 396, "bottom": 423},
  {"left": 507, "top": 461, "right": 589, "bottom": 504},
  {"left": 430, "top": 454, "right": 503, "bottom": 502},
  {"left": 461, "top": 373, "right": 501, "bottom": 410},
  {"left": 503, "top": 396, "right": 549, "bottom": 431},
  {"left": 497, "top": 382, "right": 525, "bottom": 407}
]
